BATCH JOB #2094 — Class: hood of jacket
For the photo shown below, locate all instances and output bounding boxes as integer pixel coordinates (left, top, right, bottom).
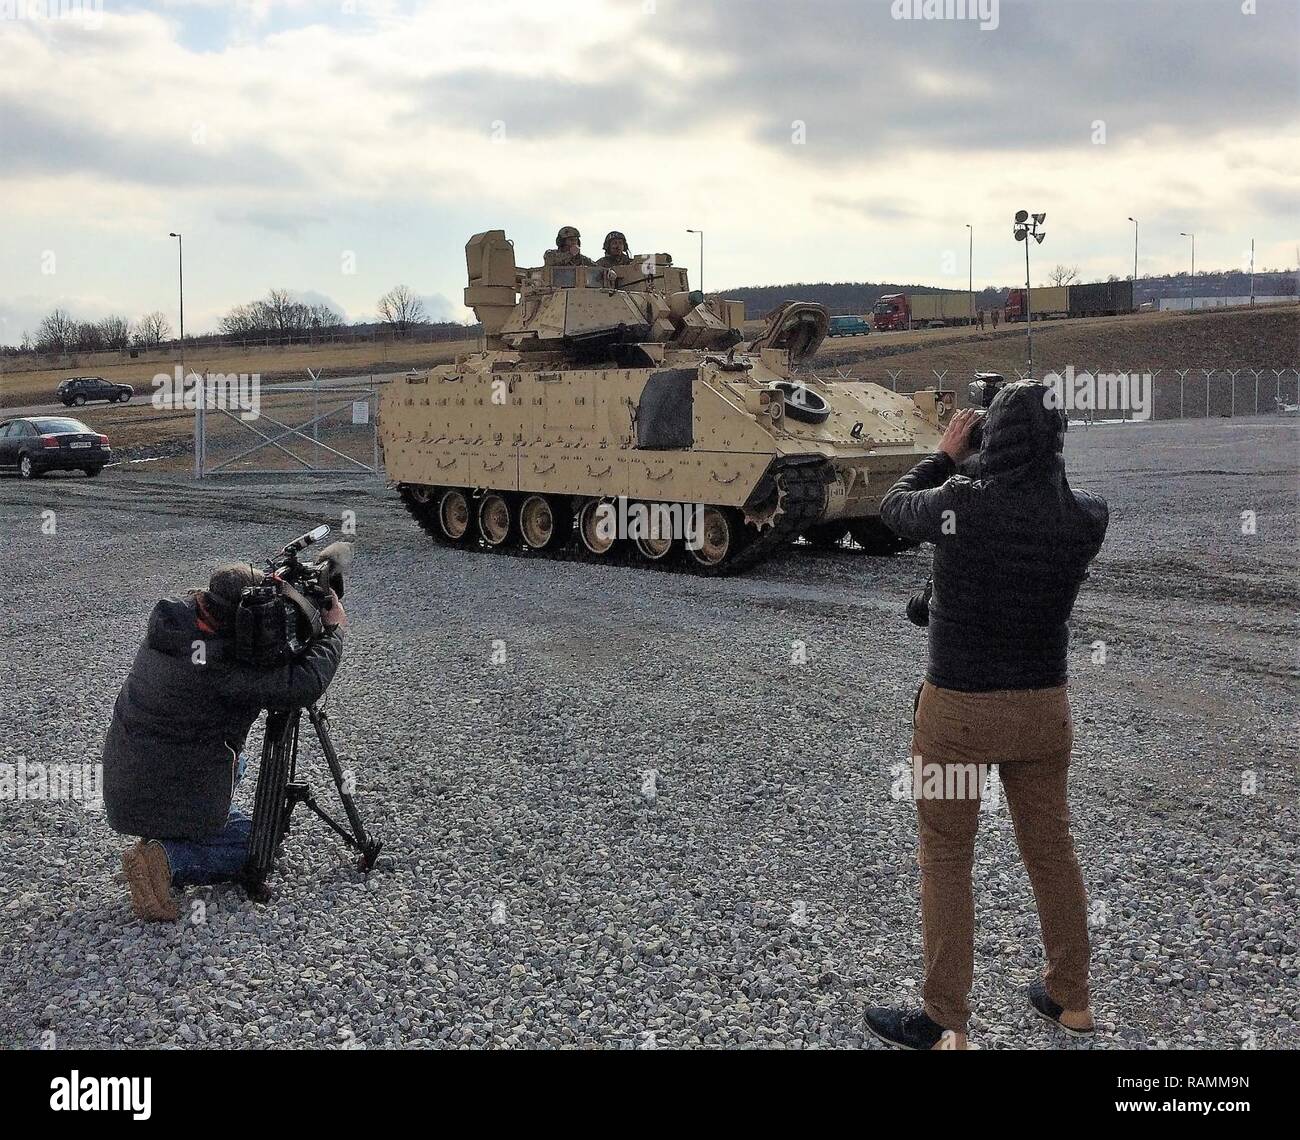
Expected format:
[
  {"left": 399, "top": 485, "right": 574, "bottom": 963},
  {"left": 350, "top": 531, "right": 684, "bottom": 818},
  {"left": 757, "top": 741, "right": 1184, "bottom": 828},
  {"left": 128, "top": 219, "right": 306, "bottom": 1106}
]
[
  {"left": 145, "top": 593, "right": 230, "bottom": 658},
  {"left": 979, "top": 380, "right": 1068, "bottom": 488}
]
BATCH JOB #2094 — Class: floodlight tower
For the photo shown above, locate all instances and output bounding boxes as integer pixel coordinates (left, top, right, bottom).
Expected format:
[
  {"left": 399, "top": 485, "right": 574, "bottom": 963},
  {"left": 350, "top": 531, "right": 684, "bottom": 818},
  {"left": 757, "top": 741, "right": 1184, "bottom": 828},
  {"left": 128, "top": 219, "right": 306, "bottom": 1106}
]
[
  {"left": 1013, "top": 210, "right": 1046, "bottom": 373},
  {"left": 686, "top": 229, "right": 704, "bottom": 294}
]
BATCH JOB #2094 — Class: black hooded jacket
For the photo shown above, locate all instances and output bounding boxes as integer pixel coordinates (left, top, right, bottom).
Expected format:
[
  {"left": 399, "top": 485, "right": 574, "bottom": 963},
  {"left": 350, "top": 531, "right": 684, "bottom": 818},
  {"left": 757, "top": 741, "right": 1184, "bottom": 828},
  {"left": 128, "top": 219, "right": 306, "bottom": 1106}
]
[
  {"left": 880, "top": 382, "right": 1108, "bottom": 692},
  {"left": 102, "top": 594, "right": 343, "bottom": 838}
]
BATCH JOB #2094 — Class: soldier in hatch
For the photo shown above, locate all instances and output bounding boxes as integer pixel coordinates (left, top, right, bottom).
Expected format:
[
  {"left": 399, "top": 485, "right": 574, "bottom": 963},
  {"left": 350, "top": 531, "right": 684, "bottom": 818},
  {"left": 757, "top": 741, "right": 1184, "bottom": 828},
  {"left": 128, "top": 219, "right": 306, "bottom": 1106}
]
[
  {"left": 543, "top": 226, "right": 594, "bottom": 267},
  {"left": 596, "top": 231, "right": 633, "bottom": 268}
]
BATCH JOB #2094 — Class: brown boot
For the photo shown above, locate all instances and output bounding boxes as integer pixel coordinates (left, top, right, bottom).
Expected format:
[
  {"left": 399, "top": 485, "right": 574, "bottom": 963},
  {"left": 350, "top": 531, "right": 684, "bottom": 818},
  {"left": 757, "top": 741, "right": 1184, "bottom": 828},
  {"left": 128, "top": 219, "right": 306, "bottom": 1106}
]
[{"left": 122, "top": 841, "right": 179, "bottom": 922}]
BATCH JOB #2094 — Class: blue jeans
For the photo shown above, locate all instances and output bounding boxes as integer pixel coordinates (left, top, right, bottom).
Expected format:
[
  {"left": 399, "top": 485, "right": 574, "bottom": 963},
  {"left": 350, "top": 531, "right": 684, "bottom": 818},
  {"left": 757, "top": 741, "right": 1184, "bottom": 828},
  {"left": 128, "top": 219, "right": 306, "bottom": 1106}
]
[{"left": 159, "top": 752, "right": 252, "bottom": 888}]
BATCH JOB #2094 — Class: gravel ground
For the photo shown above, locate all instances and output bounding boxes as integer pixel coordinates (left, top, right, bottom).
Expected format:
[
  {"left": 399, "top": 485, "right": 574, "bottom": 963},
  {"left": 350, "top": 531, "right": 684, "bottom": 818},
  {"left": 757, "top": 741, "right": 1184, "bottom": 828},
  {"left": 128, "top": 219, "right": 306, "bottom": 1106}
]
[{"left": 1, "top": 415, "right": 1296, "bottom": 1050}]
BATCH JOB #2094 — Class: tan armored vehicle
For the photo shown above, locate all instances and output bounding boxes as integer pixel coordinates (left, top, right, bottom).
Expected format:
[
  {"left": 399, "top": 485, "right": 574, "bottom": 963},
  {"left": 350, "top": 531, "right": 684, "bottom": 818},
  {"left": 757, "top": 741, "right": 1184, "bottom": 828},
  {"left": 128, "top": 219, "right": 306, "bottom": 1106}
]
[{"left": 378, "top": 230, "right": 954, "bottom": 574}]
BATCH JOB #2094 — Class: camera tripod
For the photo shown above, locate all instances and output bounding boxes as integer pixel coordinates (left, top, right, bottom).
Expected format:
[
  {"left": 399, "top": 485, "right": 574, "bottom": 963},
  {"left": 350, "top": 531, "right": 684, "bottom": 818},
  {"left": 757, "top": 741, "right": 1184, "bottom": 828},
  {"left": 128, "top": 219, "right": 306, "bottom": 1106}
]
[{"left": 241, "top": 703, "right": 382, "bottom": 898}]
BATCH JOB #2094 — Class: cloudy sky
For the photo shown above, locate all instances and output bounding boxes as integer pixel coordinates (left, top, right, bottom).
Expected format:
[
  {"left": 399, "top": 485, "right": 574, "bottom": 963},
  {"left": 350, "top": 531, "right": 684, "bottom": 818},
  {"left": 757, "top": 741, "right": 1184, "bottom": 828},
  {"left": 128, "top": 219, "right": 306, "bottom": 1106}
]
[{"left": 1, "top": 0, "right": 1297, "bottom": 343}]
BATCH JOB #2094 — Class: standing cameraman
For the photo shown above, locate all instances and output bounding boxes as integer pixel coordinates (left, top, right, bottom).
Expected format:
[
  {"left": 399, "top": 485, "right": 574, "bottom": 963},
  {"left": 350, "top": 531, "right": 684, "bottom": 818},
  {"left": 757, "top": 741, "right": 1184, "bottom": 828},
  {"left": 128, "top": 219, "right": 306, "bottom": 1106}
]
[
  {"left": 864, "top": 381, "right": 1108, "bottom": 1050},
  {"left": 103, "top": 564, "right": 346, "bottom": 922}
]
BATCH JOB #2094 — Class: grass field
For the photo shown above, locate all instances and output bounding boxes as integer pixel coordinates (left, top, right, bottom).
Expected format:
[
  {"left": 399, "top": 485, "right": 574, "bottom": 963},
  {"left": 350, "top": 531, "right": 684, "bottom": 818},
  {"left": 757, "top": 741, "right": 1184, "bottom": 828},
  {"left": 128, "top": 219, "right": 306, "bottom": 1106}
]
[{"left": 0, "top": 336, "right": 481, "bottom": 409}]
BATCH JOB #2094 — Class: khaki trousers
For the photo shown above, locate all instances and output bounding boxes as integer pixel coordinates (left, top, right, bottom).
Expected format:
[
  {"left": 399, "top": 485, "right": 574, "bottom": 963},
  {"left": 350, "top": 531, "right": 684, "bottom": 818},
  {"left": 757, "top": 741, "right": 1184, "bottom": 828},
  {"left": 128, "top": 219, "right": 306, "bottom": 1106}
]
[{"left": 911, "top": 680, "right": 1090, "bottom": 1032}]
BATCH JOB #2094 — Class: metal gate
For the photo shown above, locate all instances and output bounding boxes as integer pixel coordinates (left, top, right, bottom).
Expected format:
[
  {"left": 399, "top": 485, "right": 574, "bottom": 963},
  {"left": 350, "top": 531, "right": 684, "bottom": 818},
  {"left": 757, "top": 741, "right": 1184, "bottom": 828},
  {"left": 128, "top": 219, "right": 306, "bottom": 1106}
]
[{"left": 195, "top": 382, "right": 380, "bottom": 478}]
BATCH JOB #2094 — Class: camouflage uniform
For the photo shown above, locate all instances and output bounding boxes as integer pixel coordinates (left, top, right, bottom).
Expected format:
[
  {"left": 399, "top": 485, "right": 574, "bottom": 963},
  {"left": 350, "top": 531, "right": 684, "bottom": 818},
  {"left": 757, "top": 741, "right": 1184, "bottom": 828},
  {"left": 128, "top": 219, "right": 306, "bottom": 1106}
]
[
  {"left": 543, "top": 225, "right": 594, "bottom": 267},
  {"left": 596, "top": 230, "right": 632, "bottom": 268}
]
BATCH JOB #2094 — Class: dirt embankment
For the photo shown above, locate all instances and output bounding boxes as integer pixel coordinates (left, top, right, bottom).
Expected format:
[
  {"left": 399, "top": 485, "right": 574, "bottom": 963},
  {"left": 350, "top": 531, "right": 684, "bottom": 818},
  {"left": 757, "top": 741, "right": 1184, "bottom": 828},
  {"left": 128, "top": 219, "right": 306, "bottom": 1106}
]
[{"left": 815, "top": 304, "right": 1300, "bottom": 382}]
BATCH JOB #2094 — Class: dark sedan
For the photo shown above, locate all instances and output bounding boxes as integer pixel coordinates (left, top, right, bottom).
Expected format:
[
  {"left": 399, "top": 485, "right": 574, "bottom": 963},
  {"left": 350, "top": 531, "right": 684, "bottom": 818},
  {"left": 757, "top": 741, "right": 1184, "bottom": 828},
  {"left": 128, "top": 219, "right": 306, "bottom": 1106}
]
[{"left": 0, "top": 417, "right": 113, "bottom": 479}]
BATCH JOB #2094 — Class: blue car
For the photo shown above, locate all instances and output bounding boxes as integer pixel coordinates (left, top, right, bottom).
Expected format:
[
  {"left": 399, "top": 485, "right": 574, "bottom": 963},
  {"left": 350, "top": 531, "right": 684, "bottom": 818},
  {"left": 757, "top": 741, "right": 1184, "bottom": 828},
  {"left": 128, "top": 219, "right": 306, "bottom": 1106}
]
[{"left": 828, "top": 315, "right": 871, "bottom": 337}]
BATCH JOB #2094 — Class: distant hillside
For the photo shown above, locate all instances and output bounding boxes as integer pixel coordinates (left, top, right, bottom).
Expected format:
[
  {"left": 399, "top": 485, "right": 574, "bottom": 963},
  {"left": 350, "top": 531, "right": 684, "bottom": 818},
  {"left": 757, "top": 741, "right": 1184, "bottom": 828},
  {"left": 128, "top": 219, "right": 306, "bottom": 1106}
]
[
  {"left": 710, "top": 282, "right": 1006, "bottom": 319},
  {"left": 1132, "top": 270, "right": 1297, "bottom": 306},
  {"left": 715, "top": 269, "right": 1298, "bottom": 319}
]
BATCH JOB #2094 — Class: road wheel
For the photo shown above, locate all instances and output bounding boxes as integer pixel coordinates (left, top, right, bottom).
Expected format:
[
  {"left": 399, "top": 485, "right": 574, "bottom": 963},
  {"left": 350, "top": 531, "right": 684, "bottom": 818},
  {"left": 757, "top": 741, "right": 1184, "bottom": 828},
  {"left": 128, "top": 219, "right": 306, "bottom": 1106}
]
[
  {"left": 686, "top": 506, "right": 740, "bottom": 571},
  {"left": 478, "top": 492, "right": 513, "bottom": 547},
  {"left": 635, "top": 533, "right": 676, "bottom": 562},
  {"left": 633, "top": 506, "right": 679, "bottom": 564},
  {"left": 802, "top": 522, "right": 850, "bottom": 549},
  {"left": 85, "top": 466, "right": 103, "bottom": 477},
  {"left": 19, "top": 454, "right": 36, "bottom": 480},
  {"left": 437, "top": 488, "right": 475, "bottom": 543},
  {"left": 848, "top": 517, "right": 918, "bottom": 555},
  {"left": 579, "top": 499, "right": 618, "bottom": 556},
  {"left": 73, "top": 395, "right": 86, "bottom": 406},
  {"left": 117, "top": 392, "right": 131, "bottom": 403},
  {"left": 519, "top": 494, "right": 570, "bottom": 551}
]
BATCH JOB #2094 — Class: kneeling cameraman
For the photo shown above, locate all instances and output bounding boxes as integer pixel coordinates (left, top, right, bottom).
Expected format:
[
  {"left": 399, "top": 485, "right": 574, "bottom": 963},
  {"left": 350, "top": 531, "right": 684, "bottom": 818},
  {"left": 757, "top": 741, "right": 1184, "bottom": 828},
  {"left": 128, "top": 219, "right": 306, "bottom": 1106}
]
[{"left": 103, "top": 563, "right": 345, "bottom": 922}]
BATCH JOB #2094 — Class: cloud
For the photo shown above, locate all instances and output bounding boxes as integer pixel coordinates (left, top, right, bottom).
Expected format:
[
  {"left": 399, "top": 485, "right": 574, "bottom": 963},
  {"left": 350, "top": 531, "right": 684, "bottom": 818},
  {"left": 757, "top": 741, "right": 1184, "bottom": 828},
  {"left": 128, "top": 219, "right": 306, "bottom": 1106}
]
[
  {"left": 0, "top": 99, "right": 311, "bottom": 189},
  {"left": 0, "top": 0, "right": 1295, "bottom": 344},
  {"left": 212, "top": 207, "right": 329, "bottom": 236}
]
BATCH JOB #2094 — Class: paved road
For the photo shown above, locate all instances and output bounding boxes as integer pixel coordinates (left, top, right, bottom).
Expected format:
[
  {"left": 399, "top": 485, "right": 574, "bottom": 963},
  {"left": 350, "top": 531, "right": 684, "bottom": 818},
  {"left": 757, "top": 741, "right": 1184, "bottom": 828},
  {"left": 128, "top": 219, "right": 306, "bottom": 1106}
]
[{"left": 1, "top": 371, "right": 404, "bottom": 420}]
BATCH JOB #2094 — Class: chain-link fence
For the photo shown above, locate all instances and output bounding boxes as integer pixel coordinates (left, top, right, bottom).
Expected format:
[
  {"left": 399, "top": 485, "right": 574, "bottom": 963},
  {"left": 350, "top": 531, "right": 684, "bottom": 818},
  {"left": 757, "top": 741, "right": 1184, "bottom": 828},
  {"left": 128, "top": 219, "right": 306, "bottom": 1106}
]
[
  {"left": 815, "top": 365, "right": 1300, "bottom": 420},
  {"left": 195, "top": 383, "right": 380, "bottom": 477}
]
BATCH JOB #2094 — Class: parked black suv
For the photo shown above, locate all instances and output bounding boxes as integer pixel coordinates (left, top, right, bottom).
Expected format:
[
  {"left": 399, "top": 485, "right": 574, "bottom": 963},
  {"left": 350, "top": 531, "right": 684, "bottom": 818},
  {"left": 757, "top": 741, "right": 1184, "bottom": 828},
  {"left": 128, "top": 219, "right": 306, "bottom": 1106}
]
[
  {"left": 0, "top": 417, "right": 113, "bottom": 478},
  {"left": 56, "top": 376, "right": 134, "bottom": 406}
]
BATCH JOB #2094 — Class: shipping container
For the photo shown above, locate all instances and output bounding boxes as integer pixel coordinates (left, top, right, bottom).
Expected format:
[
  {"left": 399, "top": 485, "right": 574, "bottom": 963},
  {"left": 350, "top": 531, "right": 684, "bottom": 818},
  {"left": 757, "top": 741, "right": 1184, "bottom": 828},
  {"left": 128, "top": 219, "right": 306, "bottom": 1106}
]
[
  {"left": 1006, "top": 286, "right": 1069, "bottom": 321},
  {"left": 909, "top": 291, "right": 974, "bottom": 323},
  {"left": 1069, "top": 280, "right": 1134, "bottom": 316}
]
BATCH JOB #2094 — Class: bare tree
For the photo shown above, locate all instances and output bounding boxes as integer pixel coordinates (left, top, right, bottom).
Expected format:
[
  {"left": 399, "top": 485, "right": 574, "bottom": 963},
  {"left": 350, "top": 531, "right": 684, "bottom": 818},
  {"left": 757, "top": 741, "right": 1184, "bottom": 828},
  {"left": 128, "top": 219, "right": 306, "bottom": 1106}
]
[
  {"left": 219, "top": 303, "right": 262, "bottom": 337},
  {"left": 261, "top": 288, "right": 311, "bottom": 333},
  {"left": 218, "top": 291, "right": 341, "bottom": 339},
  {"left": 135, "top": 310, "right": 173, "bottom": 348},
  {"left": 76, "top": 321, "right": 105, "bottom": 352},
  {"left": 376, "top": 285, "right": 427, "bottom": 334},
  {"left": 98, "top": 315, "right": 133, "bottom": 351},
  {"left": 307, "top": 302, "right": 344, "bottom": 331},
  {"left": 36, "top": 308, "right": 78, "bottom": 353},
  {"left": 1047, "top": 265, "right": 1080, "bottom": 287}
]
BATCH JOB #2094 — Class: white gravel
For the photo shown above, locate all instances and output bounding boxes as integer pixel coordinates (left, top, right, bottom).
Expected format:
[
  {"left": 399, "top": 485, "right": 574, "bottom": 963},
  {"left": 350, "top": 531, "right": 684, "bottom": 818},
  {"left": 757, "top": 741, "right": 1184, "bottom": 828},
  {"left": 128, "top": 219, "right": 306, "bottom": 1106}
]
[{"left": 1, "top": 415, "right": 1296, "bottom": 1049}]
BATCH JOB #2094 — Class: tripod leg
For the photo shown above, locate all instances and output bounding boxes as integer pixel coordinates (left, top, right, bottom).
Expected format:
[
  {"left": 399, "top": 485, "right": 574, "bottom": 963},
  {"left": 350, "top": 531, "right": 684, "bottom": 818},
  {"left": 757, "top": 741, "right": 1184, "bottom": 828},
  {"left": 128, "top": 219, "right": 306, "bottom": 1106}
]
[
  {"left": 307, "top": 705, "right": 382, "bottom": 870},
  {"left": 242, "top": 709, "right": 299, "bottom": 893}
]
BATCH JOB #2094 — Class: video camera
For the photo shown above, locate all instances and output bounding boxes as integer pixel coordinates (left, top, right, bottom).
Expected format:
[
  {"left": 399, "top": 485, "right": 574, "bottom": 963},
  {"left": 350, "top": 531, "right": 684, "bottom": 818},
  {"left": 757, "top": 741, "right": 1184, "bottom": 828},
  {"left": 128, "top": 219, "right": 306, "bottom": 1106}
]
[
  {"left": 965, "top": 373, "right": 1006, "bottom": 451},
  {"left": 234, "top": 525, "right": 353, "bottom": 667},
  {"left": 232, "top": 526, "right": 379, "bottom": 895}
]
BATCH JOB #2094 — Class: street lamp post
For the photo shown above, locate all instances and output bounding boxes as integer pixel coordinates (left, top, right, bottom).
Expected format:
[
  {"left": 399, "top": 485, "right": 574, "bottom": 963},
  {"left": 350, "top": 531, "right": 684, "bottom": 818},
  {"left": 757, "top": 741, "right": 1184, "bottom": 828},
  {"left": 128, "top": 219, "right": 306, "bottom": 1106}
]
[
  {"left": 686, "top": 229, "right": 704, "bottom": 294},
  {"left": 169, "top": 232, "right": 184, "bottom": 370},
  {"left": 966, "top": 223, "right": 974, "bottom": 326},
  {"left": 1013, "top": 210, "right": 1046, "bottom": 374},
  {"left": 1180, "top": 231, "right": 1195, "bottom": 310},
  {"left": 170, "top": 232, "right": 194, "bottom": 476},
  {"left": 1127, "top": 216, "right": 1138, "bottom": 290}
]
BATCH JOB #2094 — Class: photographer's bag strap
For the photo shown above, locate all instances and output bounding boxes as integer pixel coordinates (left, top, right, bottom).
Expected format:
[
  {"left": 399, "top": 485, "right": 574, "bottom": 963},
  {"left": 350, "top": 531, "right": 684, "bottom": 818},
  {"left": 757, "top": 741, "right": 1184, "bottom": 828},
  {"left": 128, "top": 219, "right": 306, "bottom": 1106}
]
[{"left": 278, "top": 580, "right": 325, "bottom": 642}]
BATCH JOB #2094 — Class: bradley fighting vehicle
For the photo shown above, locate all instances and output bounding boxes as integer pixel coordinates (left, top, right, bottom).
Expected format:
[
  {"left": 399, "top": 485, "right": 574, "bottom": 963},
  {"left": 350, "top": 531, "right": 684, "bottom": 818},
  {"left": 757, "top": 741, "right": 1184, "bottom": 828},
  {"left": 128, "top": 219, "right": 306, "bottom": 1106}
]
[{"left": 378, "top": 231, "right": 956, "bottom": 575}]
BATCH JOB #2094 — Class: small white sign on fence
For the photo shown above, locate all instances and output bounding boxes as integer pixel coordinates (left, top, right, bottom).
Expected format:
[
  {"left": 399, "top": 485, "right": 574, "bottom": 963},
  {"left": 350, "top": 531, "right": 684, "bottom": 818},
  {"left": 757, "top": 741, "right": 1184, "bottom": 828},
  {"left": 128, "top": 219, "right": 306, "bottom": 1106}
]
[{"left": 351, "top": 400, "right": 370, "bottom": 425}]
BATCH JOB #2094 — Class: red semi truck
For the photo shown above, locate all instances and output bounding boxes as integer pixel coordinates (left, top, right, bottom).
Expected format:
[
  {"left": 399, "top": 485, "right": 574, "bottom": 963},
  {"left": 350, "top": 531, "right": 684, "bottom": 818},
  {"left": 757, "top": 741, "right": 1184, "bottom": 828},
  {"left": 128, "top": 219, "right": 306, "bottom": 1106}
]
[{"left": 872, "top": 291, "right": 976, "bottom": 331}]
